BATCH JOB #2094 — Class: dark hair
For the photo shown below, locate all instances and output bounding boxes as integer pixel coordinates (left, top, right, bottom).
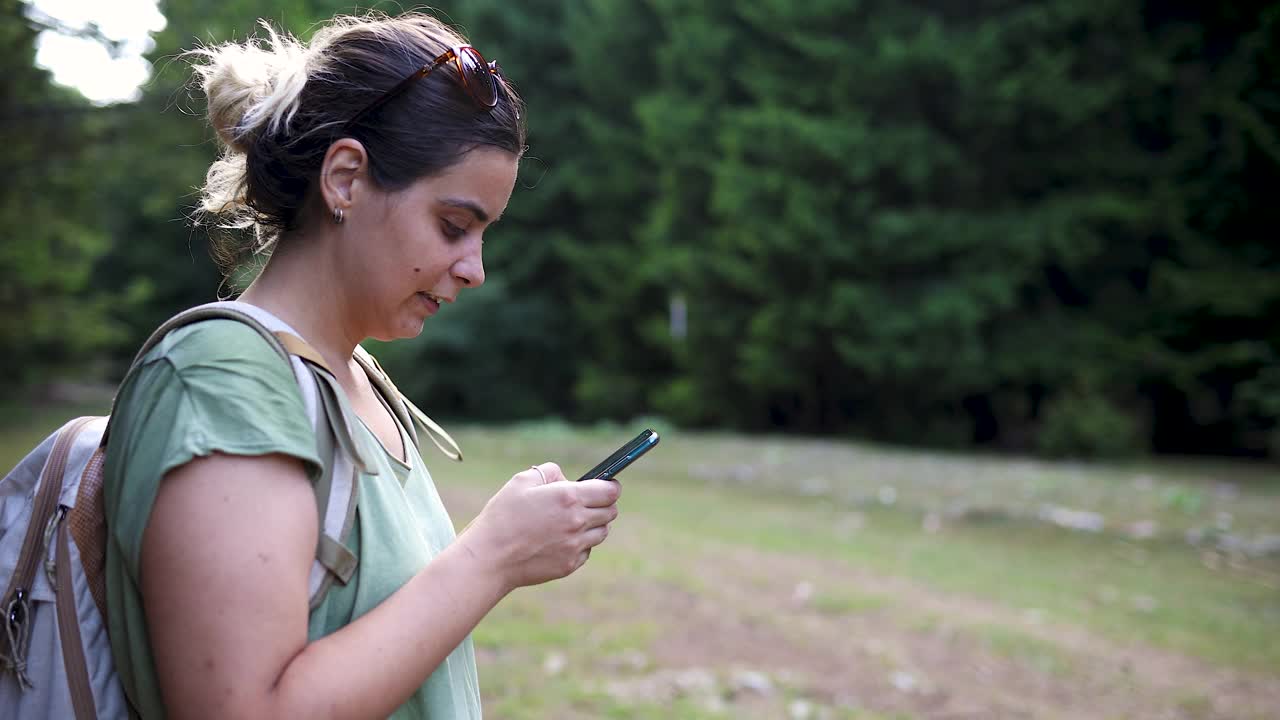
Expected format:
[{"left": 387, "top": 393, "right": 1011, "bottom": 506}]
[{"left": 191, "top": 12, "right": 526, "bottom": 273}]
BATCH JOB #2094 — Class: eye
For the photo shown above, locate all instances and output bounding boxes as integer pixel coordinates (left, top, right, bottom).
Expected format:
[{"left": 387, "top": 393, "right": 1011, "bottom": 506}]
[{"left": 441, "top": 219, "right": 467, "bottom": 240}]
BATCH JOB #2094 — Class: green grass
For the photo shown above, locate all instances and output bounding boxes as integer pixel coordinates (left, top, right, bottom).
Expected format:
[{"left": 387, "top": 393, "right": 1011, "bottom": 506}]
[
  {"left": 968, "top": 623, "right": 1076, "bottom": 676},
  {"left": 471, "top": 596, "right": 577, "bottom": 651},
  {"left": 8, "top": 407, "right": 1278, "bottom": 718},
  {"left": 810, "top": 589, "right": 890, "bottom": 616},
  {"left": 0, "top": 401, "right": 109, "bottom": 468},
  {"left": 413, "top": 423, "right": 1280, "bottom": 717},
  {"left": 434, "top": 424, "right": 1280, "bottom": 672},
  {"left": 621, "top": 475, "right": 1278, "bottom": 669}
]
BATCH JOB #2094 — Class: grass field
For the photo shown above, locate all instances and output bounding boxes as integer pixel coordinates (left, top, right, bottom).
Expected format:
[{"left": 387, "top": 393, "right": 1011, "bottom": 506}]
[{"left": 6, "top": 405, "right": 1279, "bottom": 719}]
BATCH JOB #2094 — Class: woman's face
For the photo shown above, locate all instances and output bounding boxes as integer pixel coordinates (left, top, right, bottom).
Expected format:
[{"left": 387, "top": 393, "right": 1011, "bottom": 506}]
[{"left": 345, "top": 147, "right": 519, "bottom": 341}]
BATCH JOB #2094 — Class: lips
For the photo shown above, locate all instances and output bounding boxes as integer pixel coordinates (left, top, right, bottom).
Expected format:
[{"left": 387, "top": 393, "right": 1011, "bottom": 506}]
[{"left": 417, "top": 292, "right": 440, "bottom": 314}]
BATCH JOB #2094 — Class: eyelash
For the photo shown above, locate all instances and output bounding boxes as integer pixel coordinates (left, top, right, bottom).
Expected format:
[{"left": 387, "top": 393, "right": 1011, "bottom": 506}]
[{"left": 441, "top": 220, "right": 467, "bottom": 239}]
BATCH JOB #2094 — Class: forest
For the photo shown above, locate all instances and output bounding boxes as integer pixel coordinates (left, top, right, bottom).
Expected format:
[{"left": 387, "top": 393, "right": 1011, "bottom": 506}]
[{"left": 4, "top": 0, "right": 1278, "bottom": 460}]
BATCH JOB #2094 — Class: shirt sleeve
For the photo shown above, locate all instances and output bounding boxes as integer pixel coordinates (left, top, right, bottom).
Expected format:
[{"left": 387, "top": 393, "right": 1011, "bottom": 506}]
[{"left": 104, "top": 319, "right": 324, "bottom": 578}]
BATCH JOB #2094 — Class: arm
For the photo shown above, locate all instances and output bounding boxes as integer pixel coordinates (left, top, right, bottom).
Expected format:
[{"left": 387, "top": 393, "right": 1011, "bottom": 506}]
[{"left": 142, "top": 453, "right": 618, "bottom": 720}]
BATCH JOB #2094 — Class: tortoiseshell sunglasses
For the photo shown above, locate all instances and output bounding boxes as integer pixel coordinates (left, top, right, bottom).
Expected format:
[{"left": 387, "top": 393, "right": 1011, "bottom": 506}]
[{"left": 346, "top": 44, "right": 502, "bottom": 129}]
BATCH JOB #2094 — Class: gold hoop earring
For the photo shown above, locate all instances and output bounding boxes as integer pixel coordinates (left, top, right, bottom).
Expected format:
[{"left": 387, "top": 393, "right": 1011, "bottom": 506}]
[{"left": 332, "top": 207, "right": 344, "bottom": 225}]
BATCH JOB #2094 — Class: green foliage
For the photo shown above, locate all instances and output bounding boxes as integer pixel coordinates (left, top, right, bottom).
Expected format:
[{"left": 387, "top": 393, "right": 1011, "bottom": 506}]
[
  {"left": 87, "top": 0, "right": 378, "bottom": 352},
  {"left": 1160, "top": 486, "right": 1204, "bottom": 517},
  {"left": 496, "top": 0, "right": 1277, "bottom": 457},
  {"left": 0, "top": 0, "right": 141, "bottom": 388},
  {"left": 8, "top": 0, "right": 1279, "bottom": 459},
  {"left": 364, "top": 278, "right": 565, "bottom": 421},
  {"left": 1036, "top": 386, "right": 1143, "bottom": 457}
]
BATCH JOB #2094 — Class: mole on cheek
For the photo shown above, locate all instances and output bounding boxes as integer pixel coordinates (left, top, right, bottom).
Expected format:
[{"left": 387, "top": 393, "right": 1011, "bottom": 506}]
[{"left": 414, "top": 267, "right": 421, "bottom": 273}]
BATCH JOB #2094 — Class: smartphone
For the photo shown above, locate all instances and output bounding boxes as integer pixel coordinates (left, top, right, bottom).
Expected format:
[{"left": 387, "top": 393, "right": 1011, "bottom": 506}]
[{"left": 576, "top": 429, "right": 660, "bottom": 481}]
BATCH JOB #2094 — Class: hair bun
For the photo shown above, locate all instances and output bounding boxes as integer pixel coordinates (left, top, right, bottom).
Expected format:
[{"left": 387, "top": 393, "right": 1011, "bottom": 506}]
[{"left": 192, "top": 23, "right": 312, "bottom": 154}]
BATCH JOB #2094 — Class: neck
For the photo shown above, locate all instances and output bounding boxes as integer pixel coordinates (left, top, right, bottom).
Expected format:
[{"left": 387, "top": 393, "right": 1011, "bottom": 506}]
[{"left": 237, "top": 231, "right": 363, "bottom": 383}]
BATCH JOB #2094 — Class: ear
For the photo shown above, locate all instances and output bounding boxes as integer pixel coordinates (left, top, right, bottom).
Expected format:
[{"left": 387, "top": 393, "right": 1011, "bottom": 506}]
[{"left": 319, "top": 138, "right": 369, "bottom": 214}]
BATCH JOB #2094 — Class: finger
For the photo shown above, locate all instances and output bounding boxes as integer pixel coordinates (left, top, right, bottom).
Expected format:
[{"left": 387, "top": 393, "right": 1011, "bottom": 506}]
[
  {"left": 520, "top": 462, "right": 560, "bottom": 486},
  {"left": 533, "top": 461, "right": 565, "bottom": 484},
  {"left": 576, "top": 478, "right": 622, "bottom": 507},
  {"left": 581, "top": 523, "right": 610, "bottom": 549},
  {"left": 512, "top": 465, "right": 545, "bottom": 488},
  {"left": 577, "top": 548, "right": 592, "bottom": 569},
  {"left": 580, "top": 505, "right": 618, "bottom": 531}
]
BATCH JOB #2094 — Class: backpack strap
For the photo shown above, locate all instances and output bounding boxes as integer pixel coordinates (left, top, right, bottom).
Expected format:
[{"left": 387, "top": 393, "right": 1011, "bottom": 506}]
[
  {"left": 353, "top": 346, "right": 463, "bottom": 462},
  {"left": 301, "top": 385, "right": 359, "bottom": 607},
  {"left": 196, "top": 302, "right": 373, "bottom": 605},
  {"left": 1, "top": 416, "right": 98, "bottom": 689},
  {"left": 55, "top": 514, "right": 97, "bottom": 720}
]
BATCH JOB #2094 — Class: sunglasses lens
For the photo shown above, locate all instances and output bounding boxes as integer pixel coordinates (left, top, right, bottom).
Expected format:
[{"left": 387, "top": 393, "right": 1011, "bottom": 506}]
[{"left": 458, "top": 46, "right": 499, "bottom": 107}]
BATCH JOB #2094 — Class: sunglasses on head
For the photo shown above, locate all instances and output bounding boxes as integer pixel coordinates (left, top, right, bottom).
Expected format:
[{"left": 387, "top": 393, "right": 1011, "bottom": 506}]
[{"left": 345, "top": 44, "right": 502, "bottom": 130}]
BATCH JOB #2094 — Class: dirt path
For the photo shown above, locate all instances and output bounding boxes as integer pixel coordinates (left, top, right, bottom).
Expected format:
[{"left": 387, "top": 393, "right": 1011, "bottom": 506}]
[
  {"left": 654, "top": 540, "right": 1279, "bottom": 719},
  {"left": 442, "top": 486, "right": 1280, "bottom": 719}
]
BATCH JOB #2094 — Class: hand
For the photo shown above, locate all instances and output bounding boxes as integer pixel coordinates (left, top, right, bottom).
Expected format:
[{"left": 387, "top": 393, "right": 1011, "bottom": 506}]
[{"left": 461, "top": 462, "right": 621, "bottom": 592}]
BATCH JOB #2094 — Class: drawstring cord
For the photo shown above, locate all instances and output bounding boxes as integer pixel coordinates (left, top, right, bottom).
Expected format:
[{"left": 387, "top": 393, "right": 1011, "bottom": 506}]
[
  {"left": 3, "top": 507, "right": 66, "bottom": 691},
  {"left": 3, "top": 589, "right": 34, "bottom": 689}
]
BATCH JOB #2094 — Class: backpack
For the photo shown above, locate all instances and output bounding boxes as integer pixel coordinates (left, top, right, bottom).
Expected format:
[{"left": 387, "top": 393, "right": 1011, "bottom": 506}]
[{"left": 0, "top": 301, "right": 462, "bottom": 719}]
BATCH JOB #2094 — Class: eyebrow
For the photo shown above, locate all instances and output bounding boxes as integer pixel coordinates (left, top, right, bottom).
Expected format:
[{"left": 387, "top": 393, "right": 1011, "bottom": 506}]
[{"left": 441, "top": 197, "right": 494, "bottom": 224}]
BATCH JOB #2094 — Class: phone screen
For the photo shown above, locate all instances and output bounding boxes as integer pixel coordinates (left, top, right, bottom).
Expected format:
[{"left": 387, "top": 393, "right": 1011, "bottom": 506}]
[{"left": 576, "top": 429, "right": 660, "bottom": 481}]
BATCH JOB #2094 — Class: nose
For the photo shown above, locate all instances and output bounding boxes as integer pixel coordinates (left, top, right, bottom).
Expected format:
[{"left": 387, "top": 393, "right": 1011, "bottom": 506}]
[{"left": 454, "top": 244, "right": 485, "bottom": 288}]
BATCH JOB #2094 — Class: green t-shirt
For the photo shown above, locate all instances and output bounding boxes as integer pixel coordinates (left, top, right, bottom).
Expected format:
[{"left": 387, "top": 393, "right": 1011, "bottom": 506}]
[{"left": 102, "top": 319, "right": 481, "bottom": 719}]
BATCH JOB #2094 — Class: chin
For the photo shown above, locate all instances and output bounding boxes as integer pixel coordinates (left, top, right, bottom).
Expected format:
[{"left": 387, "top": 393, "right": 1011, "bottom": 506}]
[
  {"left": 368, "top": 302, "right": 434, "bottom": 343},
  {"left": 397, "top": 316, "right": 429, "bottom": 340},
  {"left": 369, "top": 319, "right": 426, "bottom": 343}
]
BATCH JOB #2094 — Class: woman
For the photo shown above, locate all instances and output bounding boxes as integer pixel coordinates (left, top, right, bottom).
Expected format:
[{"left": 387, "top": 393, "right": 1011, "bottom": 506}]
[{"left": 101, "top": 12, "right": 620, "bottom": 719}]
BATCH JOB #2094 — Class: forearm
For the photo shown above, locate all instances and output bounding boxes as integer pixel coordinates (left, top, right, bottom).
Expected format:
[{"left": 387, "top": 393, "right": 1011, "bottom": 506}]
[{"left": 265, "top": 538, "right": 508, "bottom": 720}]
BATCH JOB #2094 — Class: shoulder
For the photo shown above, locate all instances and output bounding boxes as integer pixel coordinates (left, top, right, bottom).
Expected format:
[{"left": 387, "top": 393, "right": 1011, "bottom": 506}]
[
  {"left": 109, "top": 316, "right": 318, "bottom": 470},
  {"left": 145, "top": 318, "right": 289, "bottom": 374},
  {"left": 104, "top": 317, "right": 323, "bottom": 576},
  {"left": 119, "top": 316, "right": 312, "bottom": 438}
]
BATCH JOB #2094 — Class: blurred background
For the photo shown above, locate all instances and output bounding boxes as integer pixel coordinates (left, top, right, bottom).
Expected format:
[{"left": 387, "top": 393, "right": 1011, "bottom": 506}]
[{"left": 2, "top": 1, "right": 1278, "bottom": 718}]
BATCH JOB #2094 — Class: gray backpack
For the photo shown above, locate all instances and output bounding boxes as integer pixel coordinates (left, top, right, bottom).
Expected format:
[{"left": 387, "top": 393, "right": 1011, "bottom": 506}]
[{"left": 0, "top": 301, "right": 461, "bottom": 718}]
